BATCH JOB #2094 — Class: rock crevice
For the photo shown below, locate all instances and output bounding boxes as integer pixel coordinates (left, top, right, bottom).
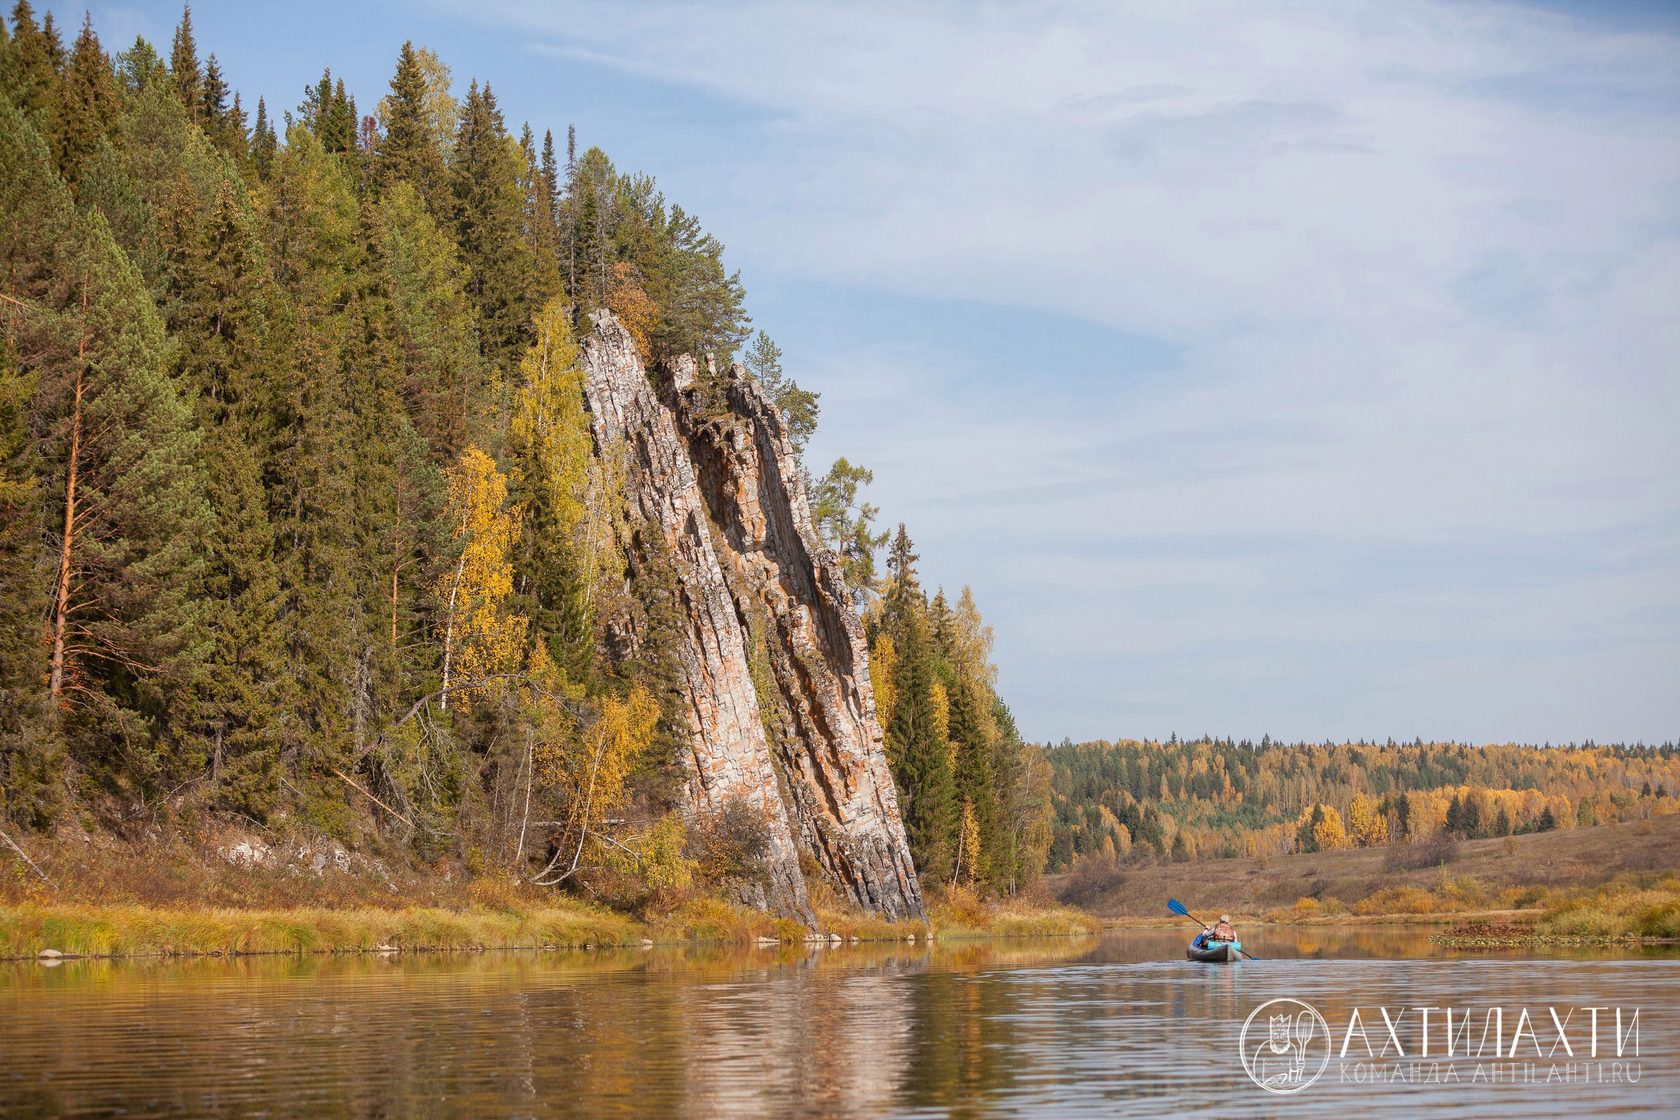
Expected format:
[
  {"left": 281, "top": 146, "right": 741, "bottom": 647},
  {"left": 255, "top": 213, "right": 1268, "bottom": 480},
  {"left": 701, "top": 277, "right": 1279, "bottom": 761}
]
[{"left": 579, "top": 312, "right": 924, "bottom": 923}]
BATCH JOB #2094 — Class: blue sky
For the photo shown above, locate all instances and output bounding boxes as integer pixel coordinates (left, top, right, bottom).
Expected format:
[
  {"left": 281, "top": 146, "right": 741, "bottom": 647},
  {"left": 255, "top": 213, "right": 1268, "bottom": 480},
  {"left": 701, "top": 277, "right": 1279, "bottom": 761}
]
[{"left": 40, "top": 1, "right": 1680, "bottom": 744}]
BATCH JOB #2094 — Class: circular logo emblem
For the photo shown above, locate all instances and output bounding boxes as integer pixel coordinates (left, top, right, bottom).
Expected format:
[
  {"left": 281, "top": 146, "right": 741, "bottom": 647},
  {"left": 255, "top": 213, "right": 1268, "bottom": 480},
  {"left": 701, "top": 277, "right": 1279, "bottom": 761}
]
[{"left": 1240, "top": 998, "right": 1331, "bottom": 1094}]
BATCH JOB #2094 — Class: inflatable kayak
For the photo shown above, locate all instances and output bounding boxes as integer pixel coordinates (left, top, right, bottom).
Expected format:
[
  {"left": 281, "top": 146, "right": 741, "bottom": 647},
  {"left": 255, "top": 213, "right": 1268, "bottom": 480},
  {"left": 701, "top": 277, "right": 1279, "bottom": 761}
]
[{"left": 1186, "top": 939, "right": 1241, "bottom": 962}]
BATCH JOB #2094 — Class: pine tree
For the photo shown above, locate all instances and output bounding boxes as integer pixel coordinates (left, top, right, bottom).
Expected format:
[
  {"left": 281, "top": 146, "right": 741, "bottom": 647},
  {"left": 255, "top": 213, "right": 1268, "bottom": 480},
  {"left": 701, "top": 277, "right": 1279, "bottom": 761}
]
[
  {"left": 0, "top": 336, "right": 60, "bottom": 824},
  {"left": 1, "top": 96, "right": 214, "bottom": 790},
  {"left": 114, "top": 35, "right": 165, "bottom": 94},
  {"left": 743, "top": 331, "right": 819, "bottom": 454},
  {"left": 810, "top": 457, "right": 887, "bottom": 597}
]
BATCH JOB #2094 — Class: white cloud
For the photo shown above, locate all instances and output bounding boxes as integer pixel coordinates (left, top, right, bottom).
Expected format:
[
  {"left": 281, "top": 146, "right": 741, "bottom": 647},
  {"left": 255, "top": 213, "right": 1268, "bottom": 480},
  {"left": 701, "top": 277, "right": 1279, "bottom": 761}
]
[{"left": 448, "top": 0, "right": 1680, "bottom": 741}]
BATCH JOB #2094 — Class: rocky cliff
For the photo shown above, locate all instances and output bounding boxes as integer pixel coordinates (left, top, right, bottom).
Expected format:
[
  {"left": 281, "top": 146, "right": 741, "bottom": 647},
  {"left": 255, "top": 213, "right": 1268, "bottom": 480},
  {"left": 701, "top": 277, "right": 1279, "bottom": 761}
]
[{"left": 579, "top": 312, "right": 925, "bottom": 924}]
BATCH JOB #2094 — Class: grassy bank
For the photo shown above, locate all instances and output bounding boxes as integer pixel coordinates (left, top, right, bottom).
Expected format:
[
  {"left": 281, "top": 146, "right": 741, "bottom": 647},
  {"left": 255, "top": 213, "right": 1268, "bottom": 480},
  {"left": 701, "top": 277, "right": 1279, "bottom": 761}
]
[
  {"left": 926, "top": 886, "right": 1098, "bottom": 939},
  {"left": 0, "top": 900, "right": 641, "bottom": 959},
  {"left": 0, "top": 830, "right": 1095, "bottom": 959},
  {"left": 0, "top": 891, "right": 1096, "bottom": 960},
  {"left": 1431, "top": 872, "right": 1680, "bottom": 946}
]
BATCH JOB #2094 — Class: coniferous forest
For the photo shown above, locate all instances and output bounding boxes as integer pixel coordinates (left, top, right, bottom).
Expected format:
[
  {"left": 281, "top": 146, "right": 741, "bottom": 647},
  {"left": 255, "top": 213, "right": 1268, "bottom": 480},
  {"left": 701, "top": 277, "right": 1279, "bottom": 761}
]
[{"left": 0, "top": 5, "right": 1054, "bottom": 903}]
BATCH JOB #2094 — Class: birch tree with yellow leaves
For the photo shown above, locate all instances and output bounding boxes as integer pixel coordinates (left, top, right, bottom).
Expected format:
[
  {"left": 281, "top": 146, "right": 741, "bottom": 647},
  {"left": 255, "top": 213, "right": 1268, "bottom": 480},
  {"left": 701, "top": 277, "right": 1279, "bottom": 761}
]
[{"left": 436, "top": 446, "right": 527, "bottom": 711}]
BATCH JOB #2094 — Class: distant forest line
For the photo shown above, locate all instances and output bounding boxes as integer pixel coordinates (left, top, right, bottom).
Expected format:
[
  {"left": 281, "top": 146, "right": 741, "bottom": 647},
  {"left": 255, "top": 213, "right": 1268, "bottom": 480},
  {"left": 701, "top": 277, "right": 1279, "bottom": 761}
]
[{"left": 1045, "top": 737, "right": 1679, "bottom": 870}]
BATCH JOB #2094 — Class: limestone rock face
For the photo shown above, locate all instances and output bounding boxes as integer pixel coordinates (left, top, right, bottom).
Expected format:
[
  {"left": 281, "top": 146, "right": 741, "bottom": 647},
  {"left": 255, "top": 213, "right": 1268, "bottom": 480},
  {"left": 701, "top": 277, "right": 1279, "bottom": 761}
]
[
  {"left": 579, "top": 311, "right": 924, "bottom": 923},
  {"left": 673, "top": 359, "right": 924, "bottom": 922}
]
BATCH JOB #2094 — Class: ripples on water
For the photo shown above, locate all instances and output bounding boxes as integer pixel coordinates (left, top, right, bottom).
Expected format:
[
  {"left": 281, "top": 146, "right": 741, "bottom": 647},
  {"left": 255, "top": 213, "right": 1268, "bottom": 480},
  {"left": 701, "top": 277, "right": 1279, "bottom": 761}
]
[{"left": 1, "top": 929, "right": 1674, "bottom": 1118}]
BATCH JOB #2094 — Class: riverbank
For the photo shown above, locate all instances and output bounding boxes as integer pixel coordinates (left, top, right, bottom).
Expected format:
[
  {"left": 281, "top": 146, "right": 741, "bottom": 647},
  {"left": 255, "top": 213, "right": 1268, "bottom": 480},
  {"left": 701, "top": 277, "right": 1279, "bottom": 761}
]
[
  {"left": 0, "top": 892, "right": 1096, "bottom": 960},
  {"left": 0, "top": 825, "right": 1093, "bottom": 959}
]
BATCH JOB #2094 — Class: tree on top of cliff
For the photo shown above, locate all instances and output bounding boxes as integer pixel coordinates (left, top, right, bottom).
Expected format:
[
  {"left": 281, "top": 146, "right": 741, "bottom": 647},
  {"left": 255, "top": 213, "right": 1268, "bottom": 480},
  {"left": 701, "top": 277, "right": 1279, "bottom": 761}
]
[
  {"left": 811, "top": 457, "right": 888, "bottom": 598},
  {"left": 744, "top": 330, "right": 819, "bottom": 455}
]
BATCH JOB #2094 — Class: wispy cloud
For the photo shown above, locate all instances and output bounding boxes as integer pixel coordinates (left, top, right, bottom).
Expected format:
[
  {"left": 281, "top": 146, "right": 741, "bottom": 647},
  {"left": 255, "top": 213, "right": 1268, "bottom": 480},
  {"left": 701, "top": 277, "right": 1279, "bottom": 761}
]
[{"left": 440, "top": 0, "right": 1680, "bottom": 742}]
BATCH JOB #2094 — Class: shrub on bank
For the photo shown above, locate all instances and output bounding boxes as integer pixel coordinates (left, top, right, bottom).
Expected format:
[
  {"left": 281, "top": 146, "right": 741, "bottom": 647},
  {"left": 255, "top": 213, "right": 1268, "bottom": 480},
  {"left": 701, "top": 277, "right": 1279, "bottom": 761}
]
[{"left": 1351, "top": 886, "right": 1437, "bottom": 915}]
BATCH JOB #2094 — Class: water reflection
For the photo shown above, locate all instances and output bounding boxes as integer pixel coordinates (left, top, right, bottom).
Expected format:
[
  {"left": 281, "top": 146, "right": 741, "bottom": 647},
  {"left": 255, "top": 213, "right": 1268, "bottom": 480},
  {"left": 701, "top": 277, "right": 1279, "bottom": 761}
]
[{"left": 0, "top": 930, "right": 1674, "bottom": 1118}]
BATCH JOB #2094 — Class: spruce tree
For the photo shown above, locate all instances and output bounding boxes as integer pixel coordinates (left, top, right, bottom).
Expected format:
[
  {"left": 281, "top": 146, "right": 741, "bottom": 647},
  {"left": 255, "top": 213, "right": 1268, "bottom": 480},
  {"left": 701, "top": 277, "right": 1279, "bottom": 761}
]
[
  {"left": 199, "top": 53, "right": 245, "bottom": 157},
  {"left": 2, "top": 1, "right": 59, "bottom": 122},
  {"left": 879, "top": 525, "right": 957, "bottom": 878},
  {"left": 378, "top": 180, "right": 490, "bottom": 456},
  {"left": 250, "top": 96, "right": 276, "bottom": 178},
  {"left": 888, "top": 600, "right": 958, "bottom": 879},
  {"left": 519, "top": 122, "right": 562, "bottom": 298},
  {"left": 169, "top": 3, "right": 199, "bottom": 120},
  {"left": 450, "top": 80, "right": 539, "bottom": 380},
  {"left": 262, "top": 125, "right": 370, "bottom": 807},
  {"left": 53, "top": 14, "right": 121, "bottom": 183},
  {"left": 377, "top": 41, "right": 449, "bottom": 212}
]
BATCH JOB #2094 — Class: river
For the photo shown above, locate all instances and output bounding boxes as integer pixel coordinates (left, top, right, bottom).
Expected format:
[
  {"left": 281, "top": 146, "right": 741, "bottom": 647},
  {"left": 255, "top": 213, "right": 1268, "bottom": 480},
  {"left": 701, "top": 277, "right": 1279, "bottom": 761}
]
[{"left": 1, "top": 927, "right": 1674, "bottom": 1117}]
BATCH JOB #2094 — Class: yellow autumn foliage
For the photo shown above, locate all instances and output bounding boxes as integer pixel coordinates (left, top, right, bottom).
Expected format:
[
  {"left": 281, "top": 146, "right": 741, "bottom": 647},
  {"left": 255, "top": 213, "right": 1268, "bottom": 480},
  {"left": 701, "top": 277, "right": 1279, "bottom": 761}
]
[
  {"left": 870, "top": 633, "right": 897, "bottom": 729},
  {"left": 436, "top": 446, "right": 527, "bottom": 711}
]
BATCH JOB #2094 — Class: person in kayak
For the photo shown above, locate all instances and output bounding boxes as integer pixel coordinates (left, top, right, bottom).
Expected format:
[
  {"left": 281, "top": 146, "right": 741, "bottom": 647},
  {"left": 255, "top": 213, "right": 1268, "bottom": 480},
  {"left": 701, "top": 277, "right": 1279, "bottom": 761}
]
[{"left": 1194, "top": 915, "right": 1238, "bottom": 949}]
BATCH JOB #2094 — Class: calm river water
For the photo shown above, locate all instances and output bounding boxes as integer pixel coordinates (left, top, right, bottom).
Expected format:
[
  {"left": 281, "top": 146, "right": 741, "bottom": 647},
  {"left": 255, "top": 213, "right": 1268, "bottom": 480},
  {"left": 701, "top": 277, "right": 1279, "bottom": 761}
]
[{"left": 1, "top": 927, "right": 1674, "bottom": 1117}]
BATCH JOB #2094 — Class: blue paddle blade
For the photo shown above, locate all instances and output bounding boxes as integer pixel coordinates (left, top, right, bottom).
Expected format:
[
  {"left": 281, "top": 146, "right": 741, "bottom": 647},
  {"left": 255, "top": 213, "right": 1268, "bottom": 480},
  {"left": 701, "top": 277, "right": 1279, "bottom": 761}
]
[{"left": 1167, "top": 899, "right": 1189, "bottom": 916}]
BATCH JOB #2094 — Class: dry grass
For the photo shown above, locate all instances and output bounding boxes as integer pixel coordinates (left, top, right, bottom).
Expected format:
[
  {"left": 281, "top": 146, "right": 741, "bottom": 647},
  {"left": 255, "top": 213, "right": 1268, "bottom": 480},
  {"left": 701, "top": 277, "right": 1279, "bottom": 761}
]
[
  {"left": 0, "top": 822, "right": 1099, "bottom": 958},
  {"left": 644, "top": 895, "right": 808, "bottom": 944},
  {"left": 1057, "top": 813, "right": 1680, "bottom": 923},
  {"left": 1534, "top": 874, "right": 1680, "bottom": 939},
  {"left": 927, "top": 885, "right": 1098, "bottom": 940},
  {"left": 1433, "top": 873, "right": 1680, "bottom": 945},
  {"left": 0, "top": 900, "right": 641, "bottom": 958}
]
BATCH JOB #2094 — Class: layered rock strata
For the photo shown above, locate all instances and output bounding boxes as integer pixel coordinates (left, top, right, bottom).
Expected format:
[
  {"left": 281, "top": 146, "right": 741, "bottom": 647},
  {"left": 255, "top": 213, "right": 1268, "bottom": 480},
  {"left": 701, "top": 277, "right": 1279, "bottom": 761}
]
[{"left": 579, "top": 311, "right": 924, "bottom": 923}]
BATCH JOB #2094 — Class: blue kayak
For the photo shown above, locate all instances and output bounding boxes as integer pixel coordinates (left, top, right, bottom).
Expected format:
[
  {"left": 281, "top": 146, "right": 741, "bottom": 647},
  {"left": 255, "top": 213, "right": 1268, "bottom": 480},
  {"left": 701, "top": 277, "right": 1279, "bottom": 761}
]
[{"left": 1186, "top": 939, "right": 1241, "bottom": 962}]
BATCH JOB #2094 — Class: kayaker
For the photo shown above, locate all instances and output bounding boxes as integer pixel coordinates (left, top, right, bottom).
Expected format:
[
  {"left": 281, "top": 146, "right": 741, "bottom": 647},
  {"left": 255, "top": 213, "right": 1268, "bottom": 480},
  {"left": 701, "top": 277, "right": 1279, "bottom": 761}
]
[
  {"left": 1191, "top": 928, "right": 1212, "bottom": 950},
  {"left": 1212, "top": 914, "right": 1237, "bottom": 941}
]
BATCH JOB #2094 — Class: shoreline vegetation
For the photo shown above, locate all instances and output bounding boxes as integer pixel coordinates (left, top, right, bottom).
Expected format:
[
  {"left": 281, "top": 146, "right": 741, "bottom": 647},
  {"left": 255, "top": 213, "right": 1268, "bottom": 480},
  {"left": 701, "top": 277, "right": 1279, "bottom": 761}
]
[
  {"left": 0, "top": 819, "right": 1094, "bottom": 961},
  {"left": 0, "top": 823, "right": 1092, "bottom": 962},
  {"left": 0, "top": 891, "right": 1097, "bottom": 962}
]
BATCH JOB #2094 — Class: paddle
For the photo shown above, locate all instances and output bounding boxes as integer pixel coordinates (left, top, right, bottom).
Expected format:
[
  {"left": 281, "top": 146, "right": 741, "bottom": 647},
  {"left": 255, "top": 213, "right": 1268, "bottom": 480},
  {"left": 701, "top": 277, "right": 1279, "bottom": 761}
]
[{"left": 1168, "top": 898, "right": 1261, "bottom": 960}]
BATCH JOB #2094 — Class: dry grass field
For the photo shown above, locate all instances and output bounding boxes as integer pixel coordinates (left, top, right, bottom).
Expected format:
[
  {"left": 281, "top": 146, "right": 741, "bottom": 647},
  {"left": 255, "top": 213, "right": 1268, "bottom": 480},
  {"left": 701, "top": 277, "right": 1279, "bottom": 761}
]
[{"left": 1053, "top": 812, "right": 1680, "bottom": 923}]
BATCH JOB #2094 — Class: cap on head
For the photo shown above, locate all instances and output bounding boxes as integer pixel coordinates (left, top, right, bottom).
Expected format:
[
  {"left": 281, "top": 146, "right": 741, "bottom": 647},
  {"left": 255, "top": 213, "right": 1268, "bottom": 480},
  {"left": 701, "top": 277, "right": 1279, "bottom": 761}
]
[{"left": 1220, "top": 914, "right": 1230, "bottom": 923}]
